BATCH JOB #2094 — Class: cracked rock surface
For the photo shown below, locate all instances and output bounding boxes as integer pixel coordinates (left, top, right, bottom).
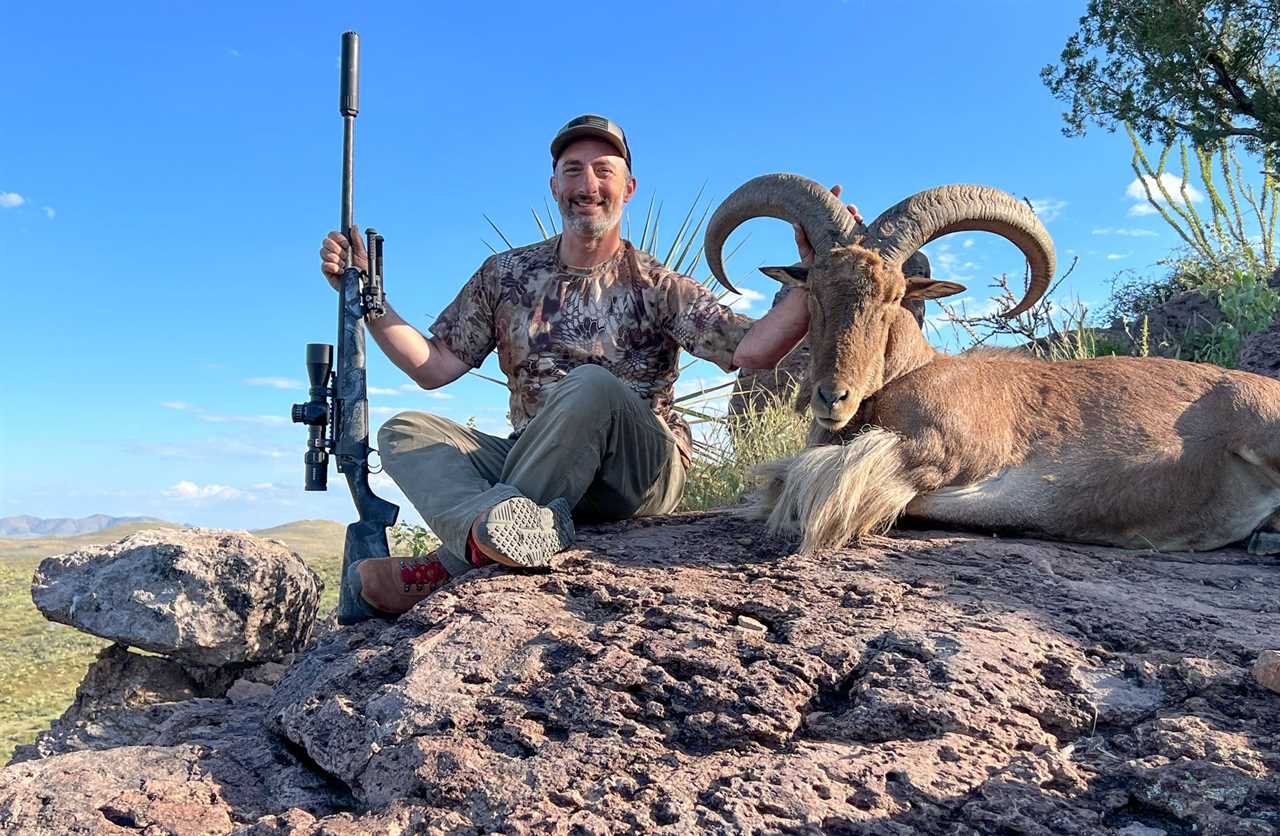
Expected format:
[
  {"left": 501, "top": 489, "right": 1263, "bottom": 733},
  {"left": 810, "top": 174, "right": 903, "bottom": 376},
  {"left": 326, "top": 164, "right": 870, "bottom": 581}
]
[{"left": 3, "top": 513, "right": 1279, "bottom": 834}]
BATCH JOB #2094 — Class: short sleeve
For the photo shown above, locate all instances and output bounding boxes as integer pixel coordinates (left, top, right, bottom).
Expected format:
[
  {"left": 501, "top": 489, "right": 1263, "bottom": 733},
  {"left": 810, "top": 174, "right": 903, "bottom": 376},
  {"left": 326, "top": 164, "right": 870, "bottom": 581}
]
[
  {"left": 661, "top": 272, "right": 754, "bottom": 373},
  {"left": 429, "top": 259, "right": 498, "bottom": 368}
]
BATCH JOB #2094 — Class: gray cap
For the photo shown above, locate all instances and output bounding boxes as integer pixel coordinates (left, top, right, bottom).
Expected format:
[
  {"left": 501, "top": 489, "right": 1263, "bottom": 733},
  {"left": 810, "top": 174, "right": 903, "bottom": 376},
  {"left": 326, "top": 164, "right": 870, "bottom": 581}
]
[{"left": 550, "top": 114, "right": 632, "bottom": 171}]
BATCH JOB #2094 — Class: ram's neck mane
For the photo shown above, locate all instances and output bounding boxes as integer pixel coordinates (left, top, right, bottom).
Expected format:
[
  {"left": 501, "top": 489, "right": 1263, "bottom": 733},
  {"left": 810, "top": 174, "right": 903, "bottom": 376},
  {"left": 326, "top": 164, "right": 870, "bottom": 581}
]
[{"left": 882, "top": 306, "right": 939, "bottom": 386}]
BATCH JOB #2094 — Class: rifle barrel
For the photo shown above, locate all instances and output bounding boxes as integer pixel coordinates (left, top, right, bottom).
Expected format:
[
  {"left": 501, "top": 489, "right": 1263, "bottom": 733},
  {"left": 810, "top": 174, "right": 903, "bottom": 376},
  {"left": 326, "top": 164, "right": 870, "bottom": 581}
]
[{"left": 339, "top": 31, "right": 359, "bottom": 259}]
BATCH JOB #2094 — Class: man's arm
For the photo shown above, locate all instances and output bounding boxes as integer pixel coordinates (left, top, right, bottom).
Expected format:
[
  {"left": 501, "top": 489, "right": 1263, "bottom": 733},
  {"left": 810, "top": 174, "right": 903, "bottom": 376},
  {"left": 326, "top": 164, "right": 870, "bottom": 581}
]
[
  {"left": 367, "top": 302, "right": 471, "bottom": 390},
  {"left": 321, "top": 226, "right": 472, "bottom": 390},
  {"left": 731, "top": 289, "right": 808, "bottom": 370}
]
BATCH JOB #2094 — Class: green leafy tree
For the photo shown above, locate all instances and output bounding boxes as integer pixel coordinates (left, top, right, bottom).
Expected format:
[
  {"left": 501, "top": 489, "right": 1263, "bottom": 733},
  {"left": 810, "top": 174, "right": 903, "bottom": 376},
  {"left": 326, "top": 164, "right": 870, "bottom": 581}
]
[{"left": 1042, "top": 0, "right": 1280, "bottom": 152}]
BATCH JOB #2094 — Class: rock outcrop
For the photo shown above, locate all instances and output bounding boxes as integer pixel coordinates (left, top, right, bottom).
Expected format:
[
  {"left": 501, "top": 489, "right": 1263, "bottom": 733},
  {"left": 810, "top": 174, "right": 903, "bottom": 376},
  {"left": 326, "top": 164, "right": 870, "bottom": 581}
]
[
  {"left": 1240, "top": 317, "right": 1280, "bottom": 379},
  {"left": 3, "top": 516, "right": 1278, "bottom": 834},
  {"left": 31, "top": 527, "right": 322, "bottom": 667}
]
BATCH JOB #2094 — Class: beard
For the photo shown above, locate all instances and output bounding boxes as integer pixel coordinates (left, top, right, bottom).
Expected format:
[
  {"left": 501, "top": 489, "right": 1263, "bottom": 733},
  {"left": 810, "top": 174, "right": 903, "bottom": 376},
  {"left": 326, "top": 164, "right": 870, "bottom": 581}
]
[{"left": 557, "top": 192, "right": 624, "bottom": 239}]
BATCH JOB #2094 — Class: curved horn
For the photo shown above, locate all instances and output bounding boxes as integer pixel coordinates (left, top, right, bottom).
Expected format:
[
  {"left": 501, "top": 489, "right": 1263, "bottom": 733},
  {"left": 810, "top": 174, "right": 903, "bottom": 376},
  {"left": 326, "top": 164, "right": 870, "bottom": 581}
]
[
  {"left": 705, "top": 173, "right": 861, "bottom": 294},
  {"left": 864, "top": 185, "right": 1055, "bottom": 318}
]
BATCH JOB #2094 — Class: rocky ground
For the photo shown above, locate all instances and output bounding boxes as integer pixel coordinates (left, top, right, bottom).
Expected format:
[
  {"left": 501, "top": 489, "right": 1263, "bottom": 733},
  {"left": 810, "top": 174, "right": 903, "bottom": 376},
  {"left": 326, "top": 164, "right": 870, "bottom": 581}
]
[{"left": 0, "top": 515, "right": 1277, "bottom": 834}]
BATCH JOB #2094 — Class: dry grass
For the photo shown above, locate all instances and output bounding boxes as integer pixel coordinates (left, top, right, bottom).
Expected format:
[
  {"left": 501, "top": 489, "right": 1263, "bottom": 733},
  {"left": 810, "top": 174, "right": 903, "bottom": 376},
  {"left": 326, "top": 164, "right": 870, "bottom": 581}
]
[{"left": 677, "top": 384, "right": 811, "bottom": 513}]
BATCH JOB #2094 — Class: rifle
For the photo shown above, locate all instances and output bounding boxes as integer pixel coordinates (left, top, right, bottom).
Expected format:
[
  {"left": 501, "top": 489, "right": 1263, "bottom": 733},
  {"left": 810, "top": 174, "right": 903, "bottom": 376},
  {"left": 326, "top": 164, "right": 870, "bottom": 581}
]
[{"left": 291, "top": 31, "right": 399, "bottom": 625}]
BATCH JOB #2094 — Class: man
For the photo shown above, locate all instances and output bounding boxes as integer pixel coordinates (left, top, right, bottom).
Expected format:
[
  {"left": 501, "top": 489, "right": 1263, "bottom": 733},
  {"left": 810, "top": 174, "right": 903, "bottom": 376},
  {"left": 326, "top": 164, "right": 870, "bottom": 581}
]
[{"left": 319, "top": 114, "right": 858, "bottom": 622}]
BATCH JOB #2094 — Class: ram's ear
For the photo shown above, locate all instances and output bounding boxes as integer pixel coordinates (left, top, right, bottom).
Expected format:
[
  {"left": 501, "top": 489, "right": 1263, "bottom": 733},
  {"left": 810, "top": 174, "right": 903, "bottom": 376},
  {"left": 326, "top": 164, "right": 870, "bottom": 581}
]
[
  {"left": 758, "top": 263, "right": 810, "bottom": 287},
  {"left": 904, "top": 278, "right": 966, "bottom": 301}
]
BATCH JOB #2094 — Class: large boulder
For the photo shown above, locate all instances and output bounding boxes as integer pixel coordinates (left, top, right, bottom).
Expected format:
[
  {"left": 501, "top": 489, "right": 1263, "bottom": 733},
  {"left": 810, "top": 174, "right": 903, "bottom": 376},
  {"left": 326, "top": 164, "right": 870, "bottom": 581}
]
[
  {"left": 3, "top": 515, "right": 1278, "bottom": 833},
  {"left": 1239, "top": 317, "right": 1280, "bottom": 379},
  {"left": 31, "top": 528, "right": 322, "bottom": 667}
]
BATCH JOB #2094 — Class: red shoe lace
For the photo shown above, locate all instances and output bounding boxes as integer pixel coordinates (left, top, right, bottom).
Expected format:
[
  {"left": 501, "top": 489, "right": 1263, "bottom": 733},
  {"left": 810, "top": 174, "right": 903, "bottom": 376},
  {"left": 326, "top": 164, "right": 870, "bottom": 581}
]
[
  {"left": 467, "top": 534, "right": 495, "bottom": 568},
  {"left": 398, "top": 556, "right": 450, "bottom": 590}
]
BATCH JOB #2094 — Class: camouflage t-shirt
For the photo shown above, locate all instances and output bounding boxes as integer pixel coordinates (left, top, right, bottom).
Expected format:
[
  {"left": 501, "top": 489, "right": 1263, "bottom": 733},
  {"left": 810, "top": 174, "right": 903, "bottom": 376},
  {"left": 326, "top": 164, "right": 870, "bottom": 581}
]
[{"left": 429, "top": 236, "right": 753, "bottom": 461}]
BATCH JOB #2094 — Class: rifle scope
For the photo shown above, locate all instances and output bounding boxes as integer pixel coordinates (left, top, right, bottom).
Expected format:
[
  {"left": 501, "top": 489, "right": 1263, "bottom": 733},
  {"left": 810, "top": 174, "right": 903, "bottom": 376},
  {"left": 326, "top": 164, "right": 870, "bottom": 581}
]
[{"left": 291, "top": 343, "right": 333, "bottom": 491}]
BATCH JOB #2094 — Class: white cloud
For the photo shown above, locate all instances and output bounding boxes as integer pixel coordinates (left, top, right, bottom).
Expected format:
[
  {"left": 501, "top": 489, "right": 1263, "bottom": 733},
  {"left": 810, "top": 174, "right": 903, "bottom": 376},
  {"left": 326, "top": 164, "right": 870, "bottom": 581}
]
[
  {"left": 1091, "top": 226, "right": 1157, "bottom": 237},
  {"left": 1028, "top": 198, "right": 1067, "bottom": 222},
  {"left": 42, "top": 206, "right": 55, "bottom": 219},
  {"left": 161, "top": 398, "right": 287, "bottom": 425},
  {"left": 245, "top": 377, "right": 303, "bottom": 390},
  {"left": 1126, "top": 174, "right": 1204, "bottom": 216},
  {"left": 1105, "top": 253, "right": 1129, "bottom": 261},
  {"left": 368, "top": 383, "right": 453, "bottom": 399},
  {"left": 1125, "top": 173, "right": 1204, "bottom": 202},
  {"left": 0, "top": 192, "right": 25, "bottom": 208},
  {"left": 229, "top": 49, "right": 241, "bottom": 57},
  {"left": 224, "top": 441, "right": 291, "bottom": 459},
  {"left": 925, "top": 242, "right": 980, "bottom": 282},
  {"left": 128, "top": 438, "right": 293, "bottom": 461},
  {"left": 927, "top": 295, "right": 1003, "bottom": 327},
  {"left": 962, "top": 239, "right": 974, "bottom": 249},
  {"left": 726, "top": 287, "right": 765, "bottom": 314},
  {"left": 401, "top": 383, "right": 452, "bottom": 399},
  {"left": 165, "top": 480, "right": 245, "bottom": 501},
  {"left": 198, "top": 412, "right": 289, "bottom": 426}
]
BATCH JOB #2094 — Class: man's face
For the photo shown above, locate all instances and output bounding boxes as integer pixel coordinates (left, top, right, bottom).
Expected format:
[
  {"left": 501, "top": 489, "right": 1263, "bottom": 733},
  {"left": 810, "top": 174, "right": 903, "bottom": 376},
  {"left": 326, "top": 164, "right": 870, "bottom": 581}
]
[{"left": 550, "top": 138, "right": 636, "bottom": 239}]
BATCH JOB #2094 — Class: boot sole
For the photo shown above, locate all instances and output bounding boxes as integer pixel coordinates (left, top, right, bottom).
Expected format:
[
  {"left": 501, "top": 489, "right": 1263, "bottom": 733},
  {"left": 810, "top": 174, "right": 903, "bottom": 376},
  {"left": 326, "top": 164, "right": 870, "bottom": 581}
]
[{"left": 474, "top": 497, "right": 575, "bottom": 568}]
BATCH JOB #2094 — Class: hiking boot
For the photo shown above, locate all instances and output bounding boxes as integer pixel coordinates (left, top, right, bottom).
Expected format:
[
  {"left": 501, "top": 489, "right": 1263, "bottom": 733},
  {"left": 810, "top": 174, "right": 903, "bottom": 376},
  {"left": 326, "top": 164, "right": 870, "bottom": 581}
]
[
  {"left": 470, "top": 496, "right": 575, "bottom": 568},
  {"left": 344, "top": 551, "right": 455, "bottom": 618}
]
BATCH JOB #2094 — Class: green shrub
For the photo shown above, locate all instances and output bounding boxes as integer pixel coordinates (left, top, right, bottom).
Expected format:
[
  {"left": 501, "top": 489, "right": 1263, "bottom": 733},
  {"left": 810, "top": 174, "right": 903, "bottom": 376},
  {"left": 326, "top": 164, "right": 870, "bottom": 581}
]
[
  {"left": 390, "top": 523, "right": 440, "bottom": 557},
  {"left": 1184, "top": 271, "right": 1280, "bottom": 367},
  {"left": 1104, "top": 268, "right": 1184, "bottom": 325}
]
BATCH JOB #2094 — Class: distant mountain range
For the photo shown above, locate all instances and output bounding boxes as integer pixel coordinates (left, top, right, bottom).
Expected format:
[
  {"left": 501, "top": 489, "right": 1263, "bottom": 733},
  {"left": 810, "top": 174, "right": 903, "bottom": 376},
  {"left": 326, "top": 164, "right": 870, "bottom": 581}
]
[{"left": 0, "top": 515, "right": 170, "bottom": 539}]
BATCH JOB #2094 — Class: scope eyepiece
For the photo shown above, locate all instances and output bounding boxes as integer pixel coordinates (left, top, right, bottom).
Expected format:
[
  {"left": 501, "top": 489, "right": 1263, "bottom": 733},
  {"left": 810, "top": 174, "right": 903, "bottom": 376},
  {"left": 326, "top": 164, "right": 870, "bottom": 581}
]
[{"left": 304, "top": 448, "right": 329, "bottom": 491}]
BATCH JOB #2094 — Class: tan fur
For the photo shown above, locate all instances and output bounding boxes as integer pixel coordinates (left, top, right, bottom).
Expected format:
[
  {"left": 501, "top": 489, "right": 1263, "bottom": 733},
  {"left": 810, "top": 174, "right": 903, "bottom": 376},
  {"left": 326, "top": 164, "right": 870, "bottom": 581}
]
[
  {"left": 757, "top": 428, "right": 918, "bottom": 553},
  {"left": 770, "top": 242, "right": 1280, "bottom": 552}
]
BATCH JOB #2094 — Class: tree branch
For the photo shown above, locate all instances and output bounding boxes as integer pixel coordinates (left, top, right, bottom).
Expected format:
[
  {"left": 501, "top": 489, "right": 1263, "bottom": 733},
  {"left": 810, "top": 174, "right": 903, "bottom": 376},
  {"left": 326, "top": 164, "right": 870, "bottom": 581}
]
[{"left": 1203, "top": 49, "right": 1258, "bottom": 118}]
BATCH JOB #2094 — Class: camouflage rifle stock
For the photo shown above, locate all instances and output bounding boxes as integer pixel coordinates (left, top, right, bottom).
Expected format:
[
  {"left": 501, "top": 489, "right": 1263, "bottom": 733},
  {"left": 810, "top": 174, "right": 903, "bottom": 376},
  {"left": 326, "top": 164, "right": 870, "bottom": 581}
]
[{"left": 292, "top": 31, "right": 399, "bottom": 625}]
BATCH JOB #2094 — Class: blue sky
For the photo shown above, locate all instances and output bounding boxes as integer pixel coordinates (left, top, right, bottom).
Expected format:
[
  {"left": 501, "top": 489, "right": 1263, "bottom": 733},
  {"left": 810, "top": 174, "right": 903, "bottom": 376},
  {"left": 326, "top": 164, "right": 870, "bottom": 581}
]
[{"left": 2, "top": 1, "right": 1211, "bottom": 529}]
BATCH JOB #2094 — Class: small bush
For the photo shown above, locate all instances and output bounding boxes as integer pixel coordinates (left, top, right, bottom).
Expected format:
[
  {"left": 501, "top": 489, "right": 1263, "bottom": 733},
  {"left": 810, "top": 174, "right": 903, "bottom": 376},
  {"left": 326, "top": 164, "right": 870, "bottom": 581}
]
[
  {"left": 1103, "top": 268, "right": 1183, "bottom": 325},
  {"left": 390, "top": 523, "right": 440, "bottom": 557},
  {"left": 1184, "top": 271, "right": 1280, "bottom": 367}
]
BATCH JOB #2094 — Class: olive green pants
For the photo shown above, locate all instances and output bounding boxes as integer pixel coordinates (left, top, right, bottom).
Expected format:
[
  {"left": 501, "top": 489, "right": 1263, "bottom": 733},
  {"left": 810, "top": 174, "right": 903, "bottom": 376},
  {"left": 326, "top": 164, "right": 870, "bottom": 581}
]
[{"left": 377, "top": 364, "right": 686, "bottom": 576}]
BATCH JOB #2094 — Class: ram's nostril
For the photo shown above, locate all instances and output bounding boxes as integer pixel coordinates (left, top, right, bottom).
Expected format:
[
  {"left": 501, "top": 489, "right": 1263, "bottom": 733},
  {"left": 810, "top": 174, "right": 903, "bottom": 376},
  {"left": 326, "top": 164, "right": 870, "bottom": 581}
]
[{"left": 816, "top": 386, "right": 851, "bottom": 408}]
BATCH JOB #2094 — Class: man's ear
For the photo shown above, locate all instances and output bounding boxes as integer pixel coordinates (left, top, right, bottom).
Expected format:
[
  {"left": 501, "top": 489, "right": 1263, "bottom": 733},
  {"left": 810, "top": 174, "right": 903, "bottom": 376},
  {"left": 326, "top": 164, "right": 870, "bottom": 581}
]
[
  {"left": 759, "top": 264, "right": 810, "bottom": 287},
  {"left": 904, "top": 278, "right": 966, "bottom": 301}
]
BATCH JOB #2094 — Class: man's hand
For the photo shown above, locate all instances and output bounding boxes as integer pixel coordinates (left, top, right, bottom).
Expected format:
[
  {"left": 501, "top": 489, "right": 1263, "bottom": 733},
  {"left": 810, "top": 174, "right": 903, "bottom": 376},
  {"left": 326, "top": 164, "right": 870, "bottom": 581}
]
[
  {"left": 320, "top": 225, "right": 370, "bottom": 291},
  {"left": 793, "top": 185, "right": 862, "bottom": 265}
]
